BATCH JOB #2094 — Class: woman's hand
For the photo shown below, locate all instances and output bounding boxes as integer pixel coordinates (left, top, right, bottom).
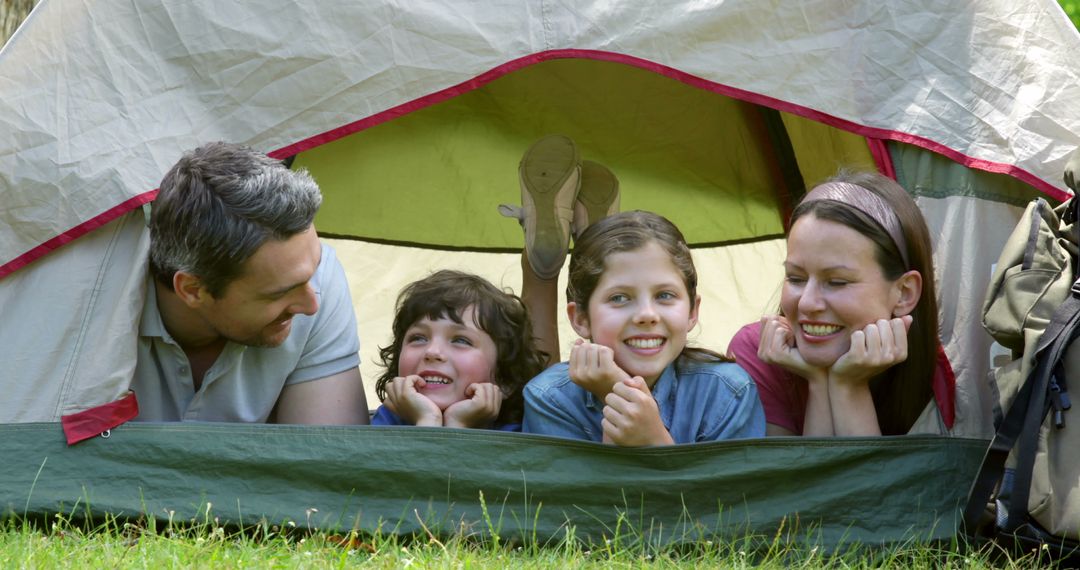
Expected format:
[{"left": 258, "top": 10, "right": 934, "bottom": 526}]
[
  {"left": 384, "top": 375, "right": 442, "bottom": 427},
  {"left": 601, "top": 377, "right": 674, "bottom": 446},
  {"left": 757, "top": 315, "right": 826, "bottom": 382},
  {"left": 830, "top": 316, "right": 912, "bottom": 387},
  {"left": 568, "top": 338, "right": 631, "bottom": 400},
  {"left": 822, "top": 316, "right": 911, "bottom": 436},
  {"left": 443, "top": 382, "right": 502, "bottom": 429}
]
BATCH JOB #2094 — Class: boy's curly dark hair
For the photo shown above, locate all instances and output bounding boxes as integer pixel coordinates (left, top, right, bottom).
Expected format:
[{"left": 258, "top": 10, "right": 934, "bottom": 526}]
[{"left": 376, "top": 270, "right": 549, "bottom": 424}]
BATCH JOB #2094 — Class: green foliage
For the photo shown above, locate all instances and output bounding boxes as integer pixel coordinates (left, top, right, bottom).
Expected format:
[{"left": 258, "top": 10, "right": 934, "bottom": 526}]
[{"left": 1061, "top": 1, "right": 1080, "bottom": 29}]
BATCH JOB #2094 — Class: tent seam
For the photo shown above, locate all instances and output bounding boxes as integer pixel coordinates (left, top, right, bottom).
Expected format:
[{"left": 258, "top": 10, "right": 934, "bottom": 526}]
[
  {"left": 264, "top": 49, "right": 1069, "bottom": 204},
  {"left": 53, "top": 212, "right": 131, "bottom": 419}
]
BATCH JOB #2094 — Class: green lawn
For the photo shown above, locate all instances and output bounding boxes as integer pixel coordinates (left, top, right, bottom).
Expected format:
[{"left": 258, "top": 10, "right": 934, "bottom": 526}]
[{"left": 0, "top": 514, "right": 1054, "bottom": 569}]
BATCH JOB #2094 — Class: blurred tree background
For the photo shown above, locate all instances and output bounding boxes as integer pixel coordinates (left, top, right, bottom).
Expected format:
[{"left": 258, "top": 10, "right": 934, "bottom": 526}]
[
  {"left": 1, "top": 0, "right": 36, "bottom": 46},
  {"left": 1063, "top": 0, "right": 1080, "bottom": 28}
]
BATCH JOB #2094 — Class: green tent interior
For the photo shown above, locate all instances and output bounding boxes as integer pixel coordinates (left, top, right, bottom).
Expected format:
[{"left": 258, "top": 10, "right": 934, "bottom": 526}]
[{"left": 291, "top": 57, "right": 1042, "bottom": 406}]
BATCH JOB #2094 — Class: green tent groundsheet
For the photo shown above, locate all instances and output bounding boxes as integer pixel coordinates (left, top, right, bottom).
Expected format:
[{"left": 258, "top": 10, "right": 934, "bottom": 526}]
[{"left": 2, "top": 424, "right": 984, "bottom": 550}]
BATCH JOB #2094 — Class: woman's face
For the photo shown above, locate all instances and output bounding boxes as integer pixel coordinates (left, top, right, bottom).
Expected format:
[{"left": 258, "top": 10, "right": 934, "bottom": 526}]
[{"left": 780, "top": 213, "right": 908, "bottom": 368}]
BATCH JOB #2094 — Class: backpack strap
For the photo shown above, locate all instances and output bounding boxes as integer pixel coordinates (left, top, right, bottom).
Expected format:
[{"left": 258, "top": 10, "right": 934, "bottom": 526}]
[
  {"left": 1005, "top": 291, "right": 1080, "bottom": 530},
  {"left": 1021, "top": 200, "right": 1045, "bottom": 271},
  {"left": 964, "top": 284, "right": 1080, "bottom": 533}
]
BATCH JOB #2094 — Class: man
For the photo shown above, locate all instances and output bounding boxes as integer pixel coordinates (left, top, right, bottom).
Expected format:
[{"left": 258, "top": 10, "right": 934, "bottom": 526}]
[{"left": 131, "top": 142, "right": 368, "bottom": 424}]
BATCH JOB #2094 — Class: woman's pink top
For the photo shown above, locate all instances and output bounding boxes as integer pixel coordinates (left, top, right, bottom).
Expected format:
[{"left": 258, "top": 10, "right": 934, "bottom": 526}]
[{"left": 727, "top": 321, "right": 955, "bottom": 434}]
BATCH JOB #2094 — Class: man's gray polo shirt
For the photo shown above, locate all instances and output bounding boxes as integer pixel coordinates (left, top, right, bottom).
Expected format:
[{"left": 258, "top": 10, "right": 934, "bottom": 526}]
[{"left": 131, "top": 243, "right": 360, "bottom": 422}]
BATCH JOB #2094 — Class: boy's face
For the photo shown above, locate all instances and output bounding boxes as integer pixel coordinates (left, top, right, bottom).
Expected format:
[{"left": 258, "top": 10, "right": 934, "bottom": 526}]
[{"left": 397, "top": 305, "right": 499, "bottom": 410}]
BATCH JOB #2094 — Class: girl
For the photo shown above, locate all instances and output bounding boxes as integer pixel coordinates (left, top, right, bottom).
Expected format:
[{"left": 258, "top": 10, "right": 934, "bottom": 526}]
[
  {"left": 521, "top": 211, "right": 766, "bottom": 445},
  {"left": 372, "top": 270, "right": 548, "bottom": 430},
  {"left": 727, "top": 171, "right": 955, "bottom": 437}
]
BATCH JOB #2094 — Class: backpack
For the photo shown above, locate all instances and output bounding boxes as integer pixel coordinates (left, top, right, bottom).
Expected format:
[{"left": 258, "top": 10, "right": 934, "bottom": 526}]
[{"left": 964, "top": 195, "right": 1080, "bottom": 558}]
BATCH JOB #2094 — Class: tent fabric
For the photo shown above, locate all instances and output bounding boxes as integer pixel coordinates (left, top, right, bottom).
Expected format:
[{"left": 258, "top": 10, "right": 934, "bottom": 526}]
[
  {"left": 0, "top": 209, "right": 148, "bottom": 423},
  {"left": 0, "top": 423, "right": 987, "bottom": 549},
  {"left": 891, "top": 143, "right": 1045, "bottom": 438},
  {"left": 296, "top": 58, "right": 790, "bottom": 249},
  {"left": 2, "top": 0, "right": 1080, "bottom": 275}
]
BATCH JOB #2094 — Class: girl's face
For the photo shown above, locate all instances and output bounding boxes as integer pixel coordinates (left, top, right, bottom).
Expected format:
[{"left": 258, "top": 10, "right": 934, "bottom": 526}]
[
  {"left": 780, "top": 213, "right": 913, "bottom": 368},
  {"left": 397, "top": 305, "right": 498, "bottom": 410},
  {"left": 569, "top": 241, "right": 700, "bottom": 385}
]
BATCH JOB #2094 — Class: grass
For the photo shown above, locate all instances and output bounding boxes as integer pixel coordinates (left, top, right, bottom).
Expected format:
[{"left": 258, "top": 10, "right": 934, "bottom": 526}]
[{"left": 0, "top": 511, "right": 1059, "bottom": 569}]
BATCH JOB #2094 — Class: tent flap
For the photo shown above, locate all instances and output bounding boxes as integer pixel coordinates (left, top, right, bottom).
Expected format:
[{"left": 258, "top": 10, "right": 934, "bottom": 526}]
[{"left": 1, "top": 423, "right": 985, "bottom": 549}]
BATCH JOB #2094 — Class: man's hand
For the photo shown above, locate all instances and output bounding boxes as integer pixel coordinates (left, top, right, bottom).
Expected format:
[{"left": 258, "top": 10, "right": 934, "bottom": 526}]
[
  {"left": 443, "top": 382, "right": 502, "bottom": 429},
  {"left": 830, "top": 316, "right": 912, "bottom": 387},
  {"left": 385, "top": 375, "right": 443, "bottom": 427},
  {"left": 601, "top": 377, "right": 674, "bottom": 446},
  {"left": 568, "top": 339, "right": 631, "bottom": 400}
]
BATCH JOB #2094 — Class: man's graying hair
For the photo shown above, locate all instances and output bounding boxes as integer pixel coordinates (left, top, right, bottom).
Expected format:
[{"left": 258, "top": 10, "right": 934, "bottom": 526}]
[{"left": 149, "top": 142, "right": 322, "bottom": 298}]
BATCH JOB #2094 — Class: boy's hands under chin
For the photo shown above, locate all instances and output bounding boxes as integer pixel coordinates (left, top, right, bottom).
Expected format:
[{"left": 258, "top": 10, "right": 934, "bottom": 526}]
[
  {"left": 757, "top": 315, "right": 827, "bottom": 381},
  {"left": 569, "top": 338, "right": 632, "bottom": 400},
  {"left": 384, "top": 375, "right": 442, "bottom": 427},
  {"left": 443, "top": 382, "right": 502, "bottom": 429},
  {"left": 830, "top": 316, "right": 912, "bottom": 386},
  {"left": 601, "top": 377, "right": 674, "bottom": 446}
]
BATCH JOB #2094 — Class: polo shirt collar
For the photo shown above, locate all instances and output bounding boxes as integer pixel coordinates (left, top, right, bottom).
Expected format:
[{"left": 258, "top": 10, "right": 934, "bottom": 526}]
[{"left": 139, "top": 277, "right": 169, "bottom": 339}]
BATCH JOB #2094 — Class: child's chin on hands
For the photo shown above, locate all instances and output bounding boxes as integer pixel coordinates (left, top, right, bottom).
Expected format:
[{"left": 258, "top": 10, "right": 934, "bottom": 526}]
[{"left": 443, "top": 383, "right": 502, "bottom": 428}]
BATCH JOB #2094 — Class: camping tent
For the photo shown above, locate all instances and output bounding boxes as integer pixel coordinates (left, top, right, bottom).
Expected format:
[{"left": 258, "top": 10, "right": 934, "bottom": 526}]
[{"left": 2, "top": 0, "right": 1079, "bottom": 548}]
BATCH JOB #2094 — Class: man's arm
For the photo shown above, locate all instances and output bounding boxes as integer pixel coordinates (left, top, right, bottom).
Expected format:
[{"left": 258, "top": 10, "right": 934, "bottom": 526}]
[{"left": 274, "top": 368, "right": 369, "bottom": 425}]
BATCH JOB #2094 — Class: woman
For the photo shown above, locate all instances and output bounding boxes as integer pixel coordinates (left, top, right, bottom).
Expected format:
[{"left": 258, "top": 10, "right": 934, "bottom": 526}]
[{"left": 727, "top": 171, "right": 955, "bottom": 436}]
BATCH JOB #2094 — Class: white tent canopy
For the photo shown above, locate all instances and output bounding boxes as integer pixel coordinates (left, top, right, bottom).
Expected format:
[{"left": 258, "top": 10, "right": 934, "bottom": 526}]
[{"left": 2, "top": 0, "right": 1079, "bottom": 437}]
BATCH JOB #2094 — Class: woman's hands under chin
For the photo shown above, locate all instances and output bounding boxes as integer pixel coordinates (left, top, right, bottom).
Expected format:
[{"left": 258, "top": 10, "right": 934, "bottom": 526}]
[
  {"left": 757, "top": 314, "right": 909, "bottom": 437},
  {"left": 757, "top": 315, "right": 827, "bottom": 382},
  {"left": 830, "top": 315, "right": 913, "bottom": 386},
  {"left": 823, "top": 316, "right": 911, "bottom": 437}
]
